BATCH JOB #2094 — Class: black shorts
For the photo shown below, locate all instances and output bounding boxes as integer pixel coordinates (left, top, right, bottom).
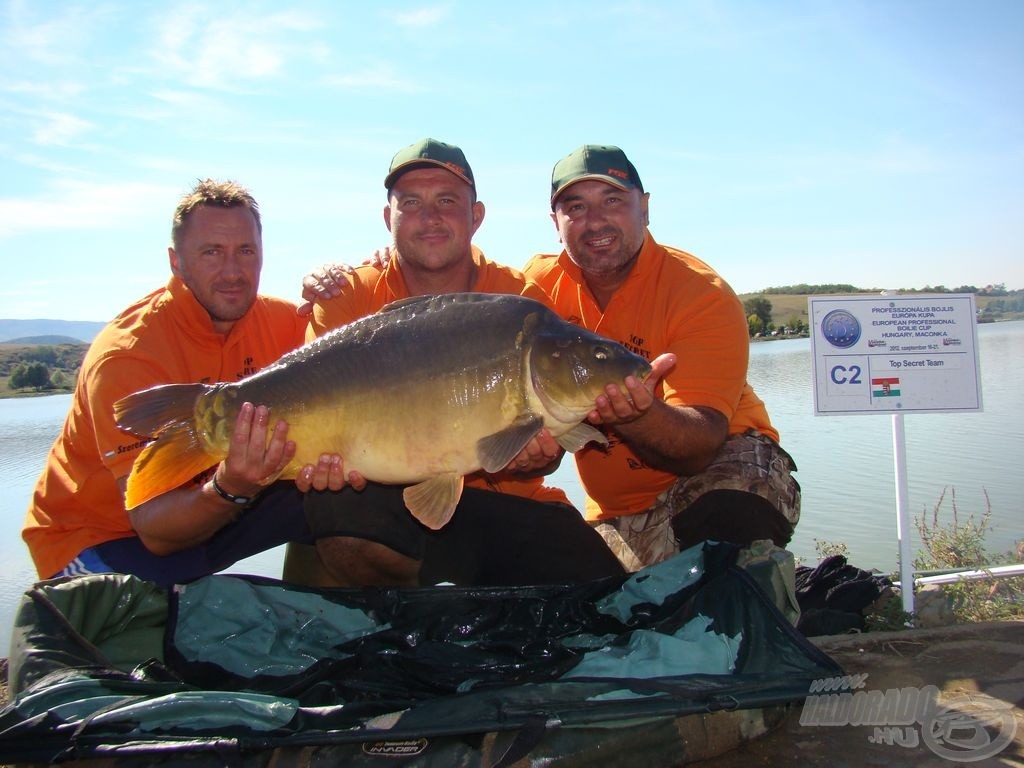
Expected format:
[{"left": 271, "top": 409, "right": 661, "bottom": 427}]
[
  {"left": 305, "top": 483, "right": 625, "bottom": 586},
  {"left": 88, "top": 481, "right": 314, "bottom": 586}
]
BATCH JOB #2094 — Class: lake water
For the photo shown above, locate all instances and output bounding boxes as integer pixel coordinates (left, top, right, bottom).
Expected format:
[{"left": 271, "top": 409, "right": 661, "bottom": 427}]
[{"left": 1, "top": 321, "right": 1022, "bottom": 649}]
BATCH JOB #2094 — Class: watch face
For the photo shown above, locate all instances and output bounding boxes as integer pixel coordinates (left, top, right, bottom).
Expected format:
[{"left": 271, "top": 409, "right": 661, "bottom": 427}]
[{"left": 821, "top": 309, "right": 861, "bottom": 348}]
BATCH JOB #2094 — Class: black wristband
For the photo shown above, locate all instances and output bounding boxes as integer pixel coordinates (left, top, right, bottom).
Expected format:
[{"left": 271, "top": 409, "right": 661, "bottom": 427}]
[{"left": 211, "top": 474, "right": 255, "bottom": 506}]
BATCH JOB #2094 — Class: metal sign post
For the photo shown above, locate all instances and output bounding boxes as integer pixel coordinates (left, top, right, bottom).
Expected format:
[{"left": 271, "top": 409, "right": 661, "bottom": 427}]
[
  {"left": 808, "top": 294, "right": 982, "bottom": 618},
  {"left": 891, "top": 413, "right": 913, "bottom": 615}
]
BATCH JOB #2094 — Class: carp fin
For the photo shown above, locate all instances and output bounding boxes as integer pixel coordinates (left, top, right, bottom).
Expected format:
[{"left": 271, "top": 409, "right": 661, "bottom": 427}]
[
  {"left": 116, "top": 382, "right": 220, "bottom": 509},
  {"left": 125, "top": 424, "right": 220, "bottom": 509},
  {"left": 476, "top": 417, "right": 544, "bottom": 473},
  {"left": 114, "top": 383, "right": 210, "bottom": 437},
  {"left": 403, "top": 473, "right": 464, "bottom": 530},
  {"left": 555, "top": 423, "right": 608, "bottom": 453}
]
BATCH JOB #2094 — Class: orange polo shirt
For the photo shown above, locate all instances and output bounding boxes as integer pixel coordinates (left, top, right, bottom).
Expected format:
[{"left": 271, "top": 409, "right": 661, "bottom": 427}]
[
  {"left": 309, "top": 247, "right": 571, "bottom": 507},
  {"left": 522, "top": 232, "right": 778, "bottom": 521},
  {"left": 22, "top": 277, "right": 309, "bottom": 578}
]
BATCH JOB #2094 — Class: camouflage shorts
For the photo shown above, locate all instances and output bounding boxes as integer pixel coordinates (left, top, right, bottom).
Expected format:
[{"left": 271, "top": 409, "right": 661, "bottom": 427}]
[{"left": 593, "top": 431, "right": 800, "bottom": 570}]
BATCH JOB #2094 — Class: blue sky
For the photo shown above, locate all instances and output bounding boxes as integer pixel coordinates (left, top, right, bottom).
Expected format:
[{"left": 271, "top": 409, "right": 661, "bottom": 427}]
[{"left": 1, "top": 0, "right": 1021, "bottom": 321}]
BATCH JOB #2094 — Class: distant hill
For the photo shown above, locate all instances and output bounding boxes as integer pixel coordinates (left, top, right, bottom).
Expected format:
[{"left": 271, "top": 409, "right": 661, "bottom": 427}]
[
  {"left": 0, "top": 320, "right": 106, "bottom": 344},
  {"left": 3, "top": 335, "right": 87, "bottom": 345}
]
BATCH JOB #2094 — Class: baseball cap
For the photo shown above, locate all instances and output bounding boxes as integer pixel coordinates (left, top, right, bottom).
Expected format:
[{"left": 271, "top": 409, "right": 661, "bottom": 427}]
[
  {"left": 550, "top": 144, "right": 644, "bottom": 207},
  {"left": 384, "top": 138, "right": 475, "bottom": 192}
]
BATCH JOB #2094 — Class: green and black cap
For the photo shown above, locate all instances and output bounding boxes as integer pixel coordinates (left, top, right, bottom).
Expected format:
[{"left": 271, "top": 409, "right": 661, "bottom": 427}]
[
  {"left": 384, "top": 138, "right": 475, "bottom": 192},
  {"left": 550, "top": 144, "right": 643, "bottom": 208}
]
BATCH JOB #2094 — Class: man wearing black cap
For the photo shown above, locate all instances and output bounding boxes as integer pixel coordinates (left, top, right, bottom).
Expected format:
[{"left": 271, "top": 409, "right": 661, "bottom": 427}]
[
  {"left": 287, "top": 138, "right": 625, "bottom": 588},
  {"left": 522, "top": 144, "right": 801, "bottom": 571}
]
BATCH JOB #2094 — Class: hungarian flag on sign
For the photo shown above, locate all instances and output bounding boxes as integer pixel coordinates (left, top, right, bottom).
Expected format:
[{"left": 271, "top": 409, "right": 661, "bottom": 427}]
[{"left": 872, "top": 377, "right": 901, "bottom": 397}]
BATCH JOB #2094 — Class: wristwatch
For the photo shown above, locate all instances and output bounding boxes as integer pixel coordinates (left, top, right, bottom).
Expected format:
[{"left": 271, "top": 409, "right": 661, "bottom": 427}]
[{"left": 211, "top": 474, "right": 254, "bottom": 506}]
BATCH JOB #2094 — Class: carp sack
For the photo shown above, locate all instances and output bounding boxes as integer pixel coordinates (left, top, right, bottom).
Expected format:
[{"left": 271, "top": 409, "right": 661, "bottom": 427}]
[{"left": 114, "top": 293, "right": 652, "bottom": 529}]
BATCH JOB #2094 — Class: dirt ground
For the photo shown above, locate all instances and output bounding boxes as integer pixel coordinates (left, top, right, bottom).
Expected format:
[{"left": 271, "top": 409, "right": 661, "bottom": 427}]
[{"left": 2, "top": 621, "right": 1022, "bottom": 766}]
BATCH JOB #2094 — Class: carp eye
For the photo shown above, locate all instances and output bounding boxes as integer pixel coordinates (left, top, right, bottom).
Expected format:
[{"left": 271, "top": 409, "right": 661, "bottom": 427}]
[{"left": 594, "top": 345, "right": 610, "bottom": 360}]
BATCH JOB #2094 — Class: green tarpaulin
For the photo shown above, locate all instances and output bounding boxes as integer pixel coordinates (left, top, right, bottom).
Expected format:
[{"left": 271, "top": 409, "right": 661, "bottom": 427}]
[{"left": 1, "top": 542, "right": 842, "bottom": 766}]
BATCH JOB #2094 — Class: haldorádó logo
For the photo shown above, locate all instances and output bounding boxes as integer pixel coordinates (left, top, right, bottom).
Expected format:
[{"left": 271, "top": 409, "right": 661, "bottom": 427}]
[{"left": 800, "top": 675, "right": 1016, "bottom": 762}]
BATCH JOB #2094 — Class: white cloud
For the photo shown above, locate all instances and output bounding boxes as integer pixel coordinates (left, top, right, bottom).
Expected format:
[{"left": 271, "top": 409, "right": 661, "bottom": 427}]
[
  {"left": 30, "top": 110, "right": 94, "bottom": 146},
  {"left": 151, "top": 5, "right": 323, "bottom": 90},
  {"left": 0, "top": 179, "right": 174, "bottom": 237},
  {"left": 390, "top": 6, "right": 451, "bottom": 27},
  {"left": 0, "top": 0, "right": 107, "bottom": 66},
  {"left": 1, "top": 80, "right": 86, "bottom": 100},
  {"left": 322, "top": 66, "right": 420, "bottom": 92}
]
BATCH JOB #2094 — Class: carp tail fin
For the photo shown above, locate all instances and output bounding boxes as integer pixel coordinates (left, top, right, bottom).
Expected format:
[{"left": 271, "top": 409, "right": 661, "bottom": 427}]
[
  {"left": 124, "top": 426, "right": 221, "bottom": 509},
  {"left": 115, "top": 383, "right": 221, "bottom": 510},
  {"left": 114, "top": 383, "right": 211, "bottom": 438}
]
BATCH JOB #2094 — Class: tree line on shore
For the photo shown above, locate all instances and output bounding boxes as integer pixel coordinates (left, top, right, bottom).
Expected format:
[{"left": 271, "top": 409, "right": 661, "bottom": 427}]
[
  {"left": 740, "top": 284, "right": 1024, "bottom": 338},
  {"left": 1, "top": 343, "right": 85, "bottom": 396}
]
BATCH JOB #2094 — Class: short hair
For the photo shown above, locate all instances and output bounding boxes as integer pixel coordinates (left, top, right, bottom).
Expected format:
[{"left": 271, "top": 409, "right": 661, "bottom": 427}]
[{"left": 171, "top": 179, "right": 261, "bottom": 250}]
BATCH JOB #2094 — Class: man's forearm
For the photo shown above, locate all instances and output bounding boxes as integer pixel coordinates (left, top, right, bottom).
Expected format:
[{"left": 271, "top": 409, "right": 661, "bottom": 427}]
[
  {"left": 611, "top": 402, "right": 727, "bottom": 476},
  {"left": 126, "top": 478, "right": 246, "bottom": 555}
]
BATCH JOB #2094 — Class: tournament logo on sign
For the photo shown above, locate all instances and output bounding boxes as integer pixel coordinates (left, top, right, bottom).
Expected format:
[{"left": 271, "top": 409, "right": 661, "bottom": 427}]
[{"left": 821, "top": 309, "right": 861, "bottom": 348}]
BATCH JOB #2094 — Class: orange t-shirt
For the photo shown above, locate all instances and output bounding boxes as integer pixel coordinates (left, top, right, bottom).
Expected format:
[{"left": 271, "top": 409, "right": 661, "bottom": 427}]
[
  {"left": 22, "top": 277, "right": 309, "bottom": 578},
  {"left": 309, "top": 247, "right": 571, "bottom": 507},
  {"left": 522, "top": 232, "right": 778, "bottom": 521}
]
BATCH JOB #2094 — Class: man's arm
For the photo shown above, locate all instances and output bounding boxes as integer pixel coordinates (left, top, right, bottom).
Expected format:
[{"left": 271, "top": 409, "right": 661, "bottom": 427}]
[
  {"left": 122, "top": 402, "right": 294, "bottom": 554},
  {"left": 585, "top": 353, "right": 728, "bottom": 476}
]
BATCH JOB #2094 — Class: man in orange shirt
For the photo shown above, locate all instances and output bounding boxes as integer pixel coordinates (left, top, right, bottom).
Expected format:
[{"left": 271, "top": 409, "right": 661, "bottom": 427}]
[
  {"left": 522, "top": 145, "right": 800, "bottom": 570},
  {"left": 23, "top": 180, "right": 340, "bottom": 586},
  {"left": 295, "top": 138, "right": 624, "bottom": 587}
]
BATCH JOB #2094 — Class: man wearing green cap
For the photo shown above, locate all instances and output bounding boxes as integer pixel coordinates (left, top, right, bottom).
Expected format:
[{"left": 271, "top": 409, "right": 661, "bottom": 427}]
[
  {"left": 522, "top": 144, "right": 800, "bottom": 571},
  {"left": 288, "top": 138, "right": 625, "bottom": 588}
]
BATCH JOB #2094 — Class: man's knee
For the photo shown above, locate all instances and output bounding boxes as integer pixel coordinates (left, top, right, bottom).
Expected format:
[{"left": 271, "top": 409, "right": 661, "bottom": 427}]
[
  {"left": 315, "top": 536, "right": 421, "bottom": 587},
  {"left": 672, "top": 489, "right": 793, "bottom": 551}
]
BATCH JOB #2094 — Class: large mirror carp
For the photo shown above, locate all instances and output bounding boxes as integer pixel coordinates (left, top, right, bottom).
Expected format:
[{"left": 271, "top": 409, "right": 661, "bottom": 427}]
[{"left": 115, "top": 293, "right": 652, "bottom": 529}]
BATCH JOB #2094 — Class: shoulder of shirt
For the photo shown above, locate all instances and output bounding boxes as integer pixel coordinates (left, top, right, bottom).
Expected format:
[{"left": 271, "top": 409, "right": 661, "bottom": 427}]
[
  {"left": 646, "top": 238, "right": 735, "bottom": 296},
  {"left": 521, "top": 252, "right": 560, "bottom": 278},
  {"left": 477, "top": 256, "right": 528, "bottom": 293},
  {"left": 247, "top": 295, "right": 307, "bottom": 338},
  {"left": 84, "top": 285, "right": 174, "bottom": 362},
  {"left": 252, "top": 293, "right": 301, "bottom": 314}
]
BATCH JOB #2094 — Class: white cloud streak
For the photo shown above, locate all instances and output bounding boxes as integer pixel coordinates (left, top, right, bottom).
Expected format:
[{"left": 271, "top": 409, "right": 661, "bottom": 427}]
[
  {"left": 0, "top": 179, "right": 174, "bottom": 237},
  {"left": 151, "top": 5, "right": 324, "bottom": 91},
  {"left": 390, "top": 6, "right": 450, "bottom": 27}
]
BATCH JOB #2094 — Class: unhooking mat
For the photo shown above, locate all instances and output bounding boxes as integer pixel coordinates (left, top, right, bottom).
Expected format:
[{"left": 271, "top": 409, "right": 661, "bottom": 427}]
[{"left": 1, "top": 542, "right": 842, "bottom": 766}]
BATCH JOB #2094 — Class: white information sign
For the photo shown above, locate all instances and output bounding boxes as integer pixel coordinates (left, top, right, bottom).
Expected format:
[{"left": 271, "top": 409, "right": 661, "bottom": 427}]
[{"left": 808, "top": 294, "right": 982, "bottom": 415}]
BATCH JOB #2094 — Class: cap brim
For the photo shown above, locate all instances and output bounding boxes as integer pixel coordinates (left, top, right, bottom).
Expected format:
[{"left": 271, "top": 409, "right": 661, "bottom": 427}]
[
  {"left": 550, "top": 173, "right": 633, "bottom": 205},
  {"left": 385, "top": 160, "right": 473, "bottom": 190}
]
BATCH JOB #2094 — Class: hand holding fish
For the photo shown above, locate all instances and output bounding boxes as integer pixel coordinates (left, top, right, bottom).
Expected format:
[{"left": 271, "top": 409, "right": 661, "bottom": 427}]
[
  {"left": 586, "top": 353, "right": 676, "bottom": 427},
  {"left": 295, "top": 454, "right": 368, "bottom": 493},
  {"left": 503, "top": 428, "right": 564, "bottom": 475},
  {"left": 215, "top": 402, "right": 296, "bottom": 499},
  {"left": 224, "top": 405, "right": 366, "bottom": 494}
]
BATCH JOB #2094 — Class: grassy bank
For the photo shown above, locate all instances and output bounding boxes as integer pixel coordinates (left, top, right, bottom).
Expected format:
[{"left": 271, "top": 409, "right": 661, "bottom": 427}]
[
  {"left": 736, "top": 291, "right": 1024, "bottom": 328},
  {"left": 0, "top": 342, "right": 84, "bottom": 399}
]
